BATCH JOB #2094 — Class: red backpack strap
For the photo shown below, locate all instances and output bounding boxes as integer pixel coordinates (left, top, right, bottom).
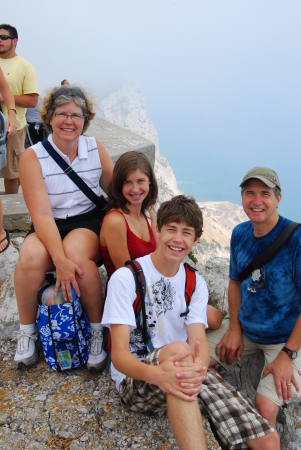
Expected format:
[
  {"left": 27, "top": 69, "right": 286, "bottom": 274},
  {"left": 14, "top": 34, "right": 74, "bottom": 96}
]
[{"left": 180, "top": 263, "right": 197, "bottom": 317}]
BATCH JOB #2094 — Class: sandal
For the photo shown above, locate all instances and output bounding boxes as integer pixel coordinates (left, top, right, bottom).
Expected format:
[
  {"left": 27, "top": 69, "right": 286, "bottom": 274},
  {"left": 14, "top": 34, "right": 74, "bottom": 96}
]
[{"left": 0, "top": 230, "right": 10, "bottom": 254}]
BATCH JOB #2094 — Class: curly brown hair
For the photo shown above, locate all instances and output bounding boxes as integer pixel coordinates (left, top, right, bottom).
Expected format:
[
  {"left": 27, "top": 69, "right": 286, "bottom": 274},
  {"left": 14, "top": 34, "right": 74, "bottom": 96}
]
[
  {"left": 157, "top": 195, "right": 203, "bottom": 240},
  {"left": 39, "top": 85, "right": 96, "bottom": 134},
  {"left": 106, "top": 151, "right": 158, "bottom": 214}
]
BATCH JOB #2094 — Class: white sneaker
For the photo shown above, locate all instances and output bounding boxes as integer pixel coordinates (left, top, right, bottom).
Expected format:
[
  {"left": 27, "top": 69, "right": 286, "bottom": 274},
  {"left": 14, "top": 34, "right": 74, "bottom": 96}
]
[
  {"left": 12, "top": 330, "right": 40, "bottom": 368},
  {"left": 86, "top": 328, "right": 107, "bottom": 372}
]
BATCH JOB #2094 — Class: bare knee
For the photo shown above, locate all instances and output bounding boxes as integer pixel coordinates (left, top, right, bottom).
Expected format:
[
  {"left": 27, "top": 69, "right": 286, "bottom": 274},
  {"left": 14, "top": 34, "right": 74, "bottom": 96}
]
[
  {"left": 159, "top": 342, "right": 192, "bottom": 364},
  {"left": 206, "top": 305, "right": 223, "bottom": 330},
  {"left": 16, "top": 238, "right": 51, "bottom": 273}
]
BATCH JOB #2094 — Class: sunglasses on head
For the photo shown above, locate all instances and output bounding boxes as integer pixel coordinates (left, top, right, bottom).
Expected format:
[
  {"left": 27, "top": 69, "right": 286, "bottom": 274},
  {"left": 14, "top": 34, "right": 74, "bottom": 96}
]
[
  {"left": 0, "top": 35, "right": 14, "bottom": 41},
  {"left": 53, "top": 87, "right": 86, "bottom": 102}
]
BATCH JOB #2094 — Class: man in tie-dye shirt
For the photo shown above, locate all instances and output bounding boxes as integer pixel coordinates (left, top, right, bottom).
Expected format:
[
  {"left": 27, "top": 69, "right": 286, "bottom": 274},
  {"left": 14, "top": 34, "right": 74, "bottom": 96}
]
[{"left": 207, "top": 166, "right": 301, "bottom": 433}]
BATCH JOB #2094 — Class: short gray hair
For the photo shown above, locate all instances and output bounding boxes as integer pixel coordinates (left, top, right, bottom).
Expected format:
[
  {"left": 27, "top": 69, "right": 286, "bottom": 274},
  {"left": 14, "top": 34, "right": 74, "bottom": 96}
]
[
  {"left": 241, "top": 184, "right": 281, "bottom": 199},
  {"left": 39, "top": 85, "right": 96, "bottom": 134}
]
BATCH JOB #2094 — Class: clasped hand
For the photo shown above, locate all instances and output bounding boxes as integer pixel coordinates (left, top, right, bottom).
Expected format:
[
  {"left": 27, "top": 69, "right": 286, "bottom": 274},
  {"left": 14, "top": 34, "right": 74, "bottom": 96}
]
[{"left": 158, "top": 341, "right": 207, "bottom": 402}]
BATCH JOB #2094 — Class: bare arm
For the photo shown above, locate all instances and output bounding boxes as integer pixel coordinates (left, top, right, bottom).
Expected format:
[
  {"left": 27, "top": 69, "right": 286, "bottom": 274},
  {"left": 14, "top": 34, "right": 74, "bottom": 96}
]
[
  {"left": 188, "top": 323, "right": 210, "bottom": 369},
  {"left": 262, "top": 312, "right": 301, "bottom": 403},
  {"left": 14, "top": 93, "right": 39, "bottom": 108},
  {"left": 216, "top": 279, "right": 244, "bottom": 364},
  {"left": 0, "top": 68, "right": 17, "bottom": 136},
  {"left": 100, "top": 212, "right": 131, "bottom": 270},
  {"left": 97, "top": 139, "right": 114, "bottom": 194},
  {"left": 19, "top": 149, "right": 83, "bottom": 300}
]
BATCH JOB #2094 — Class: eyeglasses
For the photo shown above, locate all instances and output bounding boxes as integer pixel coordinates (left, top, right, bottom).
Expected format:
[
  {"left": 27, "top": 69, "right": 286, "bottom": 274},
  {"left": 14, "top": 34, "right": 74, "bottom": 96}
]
[
  {"left": 0, "top": 35, "right": 14, "bottom": 41},
  {"left": 53, "top": 88, "right": 86, "bottom": 102},
  {"left": 53, "top": 112, "right": 84, "bottom": 121}
]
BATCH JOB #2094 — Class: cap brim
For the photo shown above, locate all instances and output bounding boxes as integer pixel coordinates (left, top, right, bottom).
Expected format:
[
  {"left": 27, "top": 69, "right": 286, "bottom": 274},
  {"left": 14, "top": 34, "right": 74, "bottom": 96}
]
[{"left": 240, "top": 176, "right": 276, "bottom": 189}]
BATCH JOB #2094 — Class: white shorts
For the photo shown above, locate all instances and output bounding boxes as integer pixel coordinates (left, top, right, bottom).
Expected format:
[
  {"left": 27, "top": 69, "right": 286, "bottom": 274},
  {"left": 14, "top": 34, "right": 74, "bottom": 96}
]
[{"left": 207, "top": 319, "right": 301, "bottom": 407}]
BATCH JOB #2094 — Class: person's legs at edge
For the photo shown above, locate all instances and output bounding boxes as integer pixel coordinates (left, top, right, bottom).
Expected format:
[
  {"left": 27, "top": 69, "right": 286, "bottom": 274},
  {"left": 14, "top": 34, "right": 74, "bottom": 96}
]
[
  {"left": 4, "top": 178, "right": 19, "bottom": 194},
  {"left": 3, "top": 128, "right": 26, "bottom": 194},
  {"left": 159, "top": 343, "right": 208, "bottom": 450},
  {"left": 0, "top": 198, "right": 8, "bottom": 252}
]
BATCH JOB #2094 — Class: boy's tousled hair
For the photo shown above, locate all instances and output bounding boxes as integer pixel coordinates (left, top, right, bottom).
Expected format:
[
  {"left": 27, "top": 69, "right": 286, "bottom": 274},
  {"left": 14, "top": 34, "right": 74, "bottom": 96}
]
[
  {"left": 106, "top": 151, "right": 158, "bottom": 214},
  {"left": 157, "top": 195, "right": 203, "bottom": 239}
]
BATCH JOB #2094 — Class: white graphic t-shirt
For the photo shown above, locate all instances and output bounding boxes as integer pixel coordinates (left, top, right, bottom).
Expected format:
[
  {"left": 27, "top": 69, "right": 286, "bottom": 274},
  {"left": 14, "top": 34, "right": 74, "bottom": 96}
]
[{"left": 101, "top": 254, "right": 208, "bottom": 390}]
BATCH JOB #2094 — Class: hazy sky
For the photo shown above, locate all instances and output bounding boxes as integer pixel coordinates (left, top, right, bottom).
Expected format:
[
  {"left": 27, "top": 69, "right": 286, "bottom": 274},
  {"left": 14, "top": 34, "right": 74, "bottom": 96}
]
[{"left": 2, "top": 1, "right": 301, "bottom": 220}]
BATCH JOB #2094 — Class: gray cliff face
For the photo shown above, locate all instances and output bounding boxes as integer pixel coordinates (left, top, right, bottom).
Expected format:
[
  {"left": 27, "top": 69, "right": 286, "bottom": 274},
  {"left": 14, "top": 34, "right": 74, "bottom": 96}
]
[
  {"left": 99, "top": 82, "right": 180, "bottom": 204},
  {"left": 195, "top": 201, "right": 248, "bottom": 262},
  {"left": 99, "top": 82, "right": 247, "bottom": 261}
]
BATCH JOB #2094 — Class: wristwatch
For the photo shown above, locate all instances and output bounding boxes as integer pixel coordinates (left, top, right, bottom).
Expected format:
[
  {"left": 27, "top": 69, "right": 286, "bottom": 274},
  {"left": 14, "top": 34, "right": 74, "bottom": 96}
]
[{"left": 281, "top": 346, "right": 298, "bottom": 360}]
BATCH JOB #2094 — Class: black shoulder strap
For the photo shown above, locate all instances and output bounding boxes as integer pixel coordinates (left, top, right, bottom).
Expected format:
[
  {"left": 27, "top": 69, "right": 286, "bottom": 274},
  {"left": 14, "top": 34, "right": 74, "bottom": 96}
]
[
  {"left": 41, "top": 139, "right": 108, "bottom": 211},
  {"left": 125, "top": 260, "right": 148, "bottom": 348},
  {"left": 238, "top": 222, "right": 300, "bottom": 282},
  {"left": 180, "top": 263, "right": 197, "bottom": 317}
]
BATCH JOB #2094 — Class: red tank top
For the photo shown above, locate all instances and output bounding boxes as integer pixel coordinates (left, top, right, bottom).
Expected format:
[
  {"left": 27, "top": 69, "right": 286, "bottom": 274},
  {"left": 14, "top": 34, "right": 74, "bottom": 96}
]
[{"left": 100, "top": 210, "right": 157, "bottom": 280}]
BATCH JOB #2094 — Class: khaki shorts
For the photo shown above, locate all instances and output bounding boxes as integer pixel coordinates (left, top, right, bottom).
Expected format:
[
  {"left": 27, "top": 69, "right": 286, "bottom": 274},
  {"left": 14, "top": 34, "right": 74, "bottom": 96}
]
[
  {"left": 207, "top": 319, "right": 301, "bottom": 407},
  {"left": 119, "top": 348, "right": 275, "bottom": 449},
  {"left": 2, "top": 127, "right": 26, "bottom": 179}
]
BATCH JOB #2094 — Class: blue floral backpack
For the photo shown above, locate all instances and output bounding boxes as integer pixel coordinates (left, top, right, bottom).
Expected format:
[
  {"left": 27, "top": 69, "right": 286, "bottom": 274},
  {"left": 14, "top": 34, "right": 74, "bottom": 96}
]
[{"left": 36, "top": 274, "right": 90, "bottom": 372}]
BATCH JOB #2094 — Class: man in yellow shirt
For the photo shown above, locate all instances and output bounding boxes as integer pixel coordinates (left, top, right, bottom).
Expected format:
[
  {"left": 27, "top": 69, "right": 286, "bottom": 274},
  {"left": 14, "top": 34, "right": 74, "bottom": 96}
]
[{"left": 0, "top": 24, "right": 39, "bottom": 194}]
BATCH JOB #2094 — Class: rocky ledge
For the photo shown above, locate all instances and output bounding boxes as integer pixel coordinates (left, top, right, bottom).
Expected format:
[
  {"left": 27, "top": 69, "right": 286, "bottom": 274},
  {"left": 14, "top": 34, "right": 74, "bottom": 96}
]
[{"left": 0, "top": 237, "right": 300, "bottom": 449}]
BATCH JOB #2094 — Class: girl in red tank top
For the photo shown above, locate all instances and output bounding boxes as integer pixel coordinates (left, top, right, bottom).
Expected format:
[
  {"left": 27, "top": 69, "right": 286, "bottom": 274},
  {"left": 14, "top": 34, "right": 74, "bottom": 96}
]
[
  {"left": 100, "top": 152, "right": 222, "bottom": 331},
  {"left": 100, "top": 151, "right": 158, "bottom": 280}
]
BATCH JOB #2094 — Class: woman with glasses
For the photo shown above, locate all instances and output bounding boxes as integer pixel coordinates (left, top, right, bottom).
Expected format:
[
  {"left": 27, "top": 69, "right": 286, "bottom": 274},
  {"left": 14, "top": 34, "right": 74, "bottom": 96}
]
[{"left": 13, "top": 86, "right": 114, "bottom": 371}]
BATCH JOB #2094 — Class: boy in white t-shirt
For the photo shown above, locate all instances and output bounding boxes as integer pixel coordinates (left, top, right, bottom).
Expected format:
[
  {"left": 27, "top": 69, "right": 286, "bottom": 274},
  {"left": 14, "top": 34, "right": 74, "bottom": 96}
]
[{"left": 102, "top": 195, "right": 279, "bottom": 450}]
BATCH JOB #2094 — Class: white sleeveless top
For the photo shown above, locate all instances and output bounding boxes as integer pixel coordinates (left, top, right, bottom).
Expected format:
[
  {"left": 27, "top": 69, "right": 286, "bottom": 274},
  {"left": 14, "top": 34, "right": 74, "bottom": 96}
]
[{"left": 31, "top": 134, "right": 102, "bottom": 219}]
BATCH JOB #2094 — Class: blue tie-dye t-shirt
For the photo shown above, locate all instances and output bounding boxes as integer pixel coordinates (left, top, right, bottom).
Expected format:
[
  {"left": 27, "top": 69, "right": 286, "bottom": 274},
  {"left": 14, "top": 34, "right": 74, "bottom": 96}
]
[{"left": 229, "top": 216, "right": 301, "bottom": 344}]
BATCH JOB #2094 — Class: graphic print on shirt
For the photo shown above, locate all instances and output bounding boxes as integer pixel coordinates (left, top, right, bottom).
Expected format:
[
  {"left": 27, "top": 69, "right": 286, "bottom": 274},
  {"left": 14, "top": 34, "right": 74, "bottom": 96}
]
[
  {"left": 128, "top": 277, "right": 176, "bottom": 358},
  {"left": 146, "top": 278, "right": 176, "bottom": 338},
  {"left": 246, "top": 265, "right": 266, "bottom": 293}
]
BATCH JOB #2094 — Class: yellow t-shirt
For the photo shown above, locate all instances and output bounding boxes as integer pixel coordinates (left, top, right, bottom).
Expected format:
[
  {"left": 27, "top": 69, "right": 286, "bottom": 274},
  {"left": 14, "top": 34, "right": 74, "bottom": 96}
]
[{"left": 0, "top": 55, "right": 39, "bottom": 130}]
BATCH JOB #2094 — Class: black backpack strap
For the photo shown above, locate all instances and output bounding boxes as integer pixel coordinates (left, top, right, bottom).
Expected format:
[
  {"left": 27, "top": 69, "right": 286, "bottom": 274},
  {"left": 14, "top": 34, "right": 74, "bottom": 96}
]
[
  {"left": 105, "top": 260, "right": 148, "bottom": 375},
  {"left": 180, "top": 263, "right": 197, "bottom": 317},
  {"left": 125, "top": 260, "right": 148, "bottom": 349},
  {"left": 41, "top": 139, "right": 108, "bottom": 211},
  {"left": 238, "top": 222, "right": 300, "bottom": 282}
]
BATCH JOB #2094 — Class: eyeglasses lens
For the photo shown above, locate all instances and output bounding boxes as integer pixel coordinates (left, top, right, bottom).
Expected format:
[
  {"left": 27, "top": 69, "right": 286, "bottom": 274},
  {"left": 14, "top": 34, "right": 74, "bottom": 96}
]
[{"left": 54, "top": 113, "right": 84, "bottom": 121}]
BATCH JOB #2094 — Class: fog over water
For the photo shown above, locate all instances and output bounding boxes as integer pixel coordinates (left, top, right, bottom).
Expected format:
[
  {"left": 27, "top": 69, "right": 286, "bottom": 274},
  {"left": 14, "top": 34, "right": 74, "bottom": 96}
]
[{"left": 2, "top": 1, "right": 301, "bottom": 220}]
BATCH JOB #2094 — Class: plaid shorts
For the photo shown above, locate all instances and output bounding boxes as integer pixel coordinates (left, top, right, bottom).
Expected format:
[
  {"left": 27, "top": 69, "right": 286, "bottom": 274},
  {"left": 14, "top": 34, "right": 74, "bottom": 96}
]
[
  {"left": 200, "top": 371, "right": 275, "bottom": 449},
  {"left": 119, "top": 349, "right": 275, "bottom": 449},
  {"left": 119, "top": 348, "right": 166, "bottom": 415}
]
